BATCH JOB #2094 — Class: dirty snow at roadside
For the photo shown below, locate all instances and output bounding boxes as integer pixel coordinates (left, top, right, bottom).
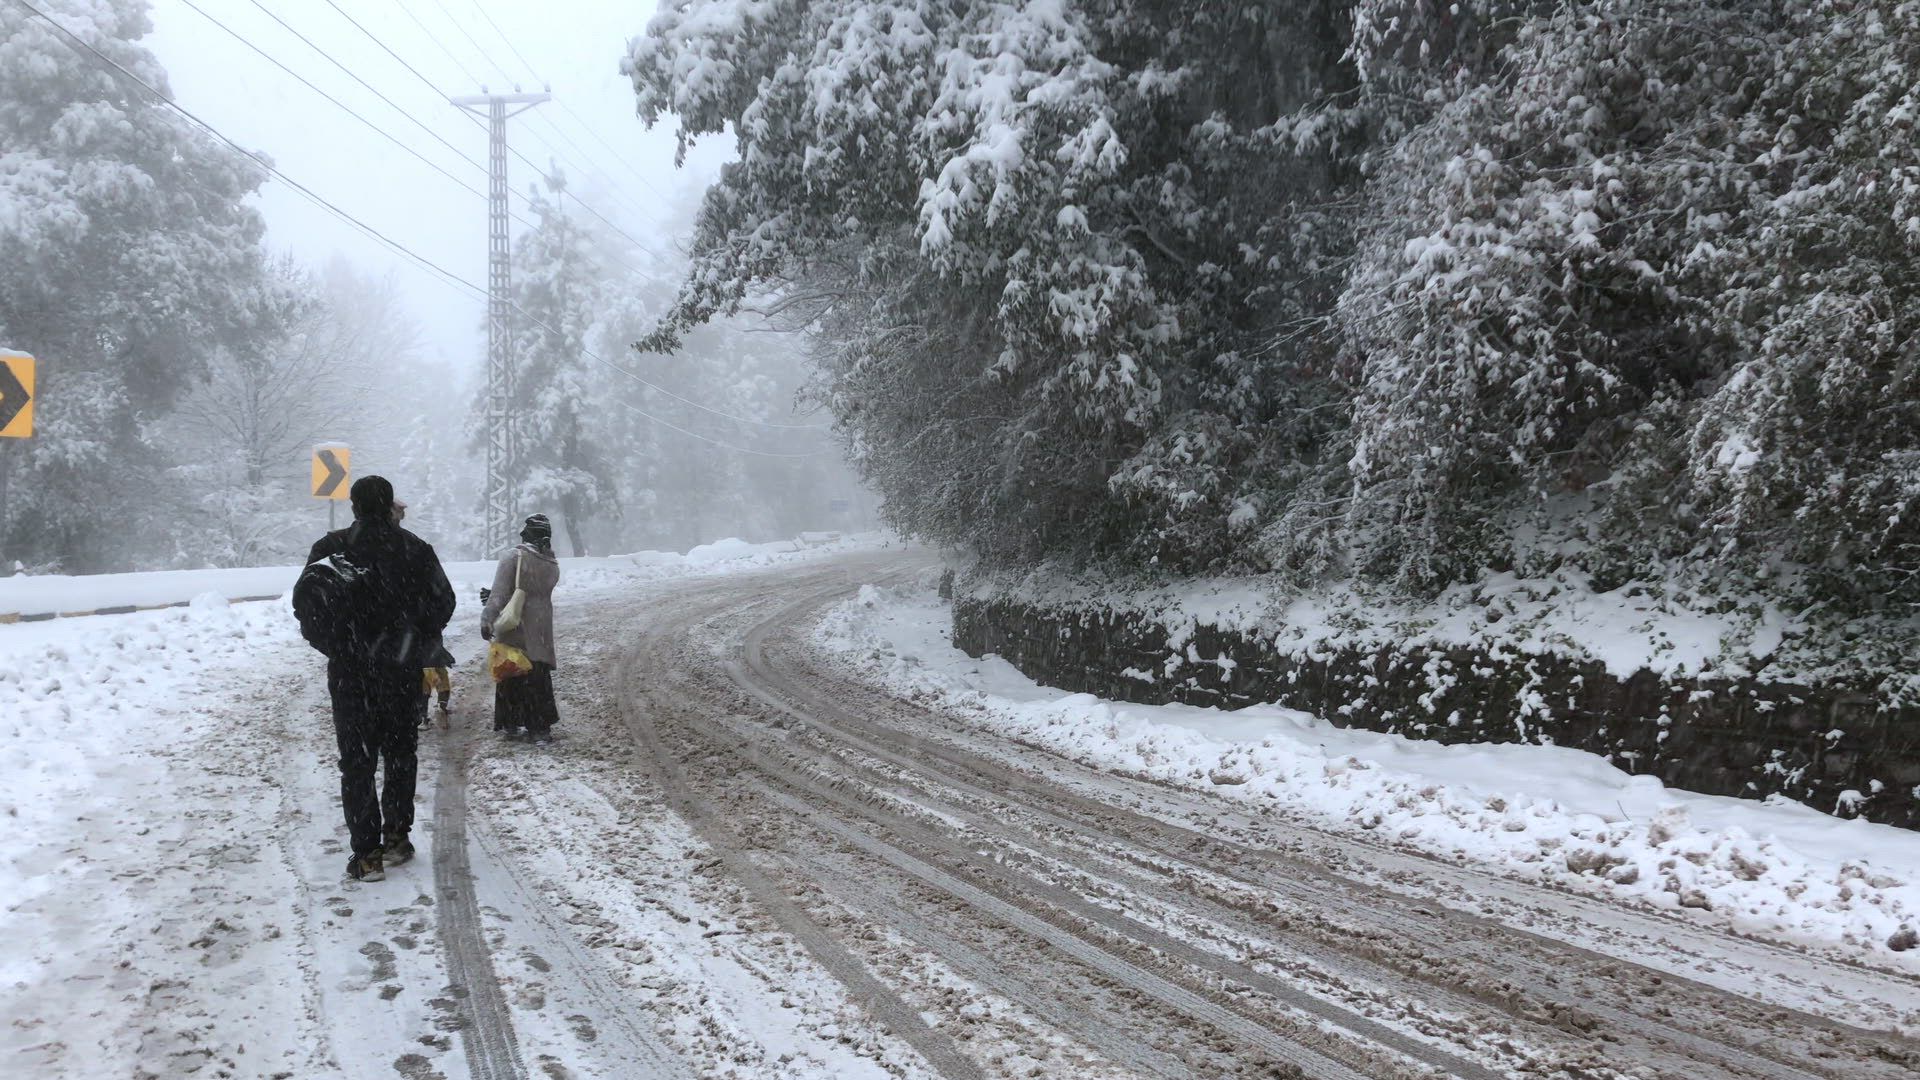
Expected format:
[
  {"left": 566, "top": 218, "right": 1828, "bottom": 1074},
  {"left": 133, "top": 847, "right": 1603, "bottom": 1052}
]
[{"left": 814, "top": 582, "right": 1920, "bottom": 970}]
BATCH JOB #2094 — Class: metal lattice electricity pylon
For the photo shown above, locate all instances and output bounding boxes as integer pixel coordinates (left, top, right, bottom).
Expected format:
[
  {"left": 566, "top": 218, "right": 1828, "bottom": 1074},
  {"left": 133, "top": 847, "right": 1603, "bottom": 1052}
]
[{"left": 452, "top": 89, "right": 549, "bottom": 556}]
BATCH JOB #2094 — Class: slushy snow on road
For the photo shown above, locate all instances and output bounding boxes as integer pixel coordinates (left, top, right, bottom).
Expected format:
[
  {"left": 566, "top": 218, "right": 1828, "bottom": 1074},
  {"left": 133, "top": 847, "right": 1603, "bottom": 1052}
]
[{"left": 814, "top": 581, "right": 1920, "bottom": 970}]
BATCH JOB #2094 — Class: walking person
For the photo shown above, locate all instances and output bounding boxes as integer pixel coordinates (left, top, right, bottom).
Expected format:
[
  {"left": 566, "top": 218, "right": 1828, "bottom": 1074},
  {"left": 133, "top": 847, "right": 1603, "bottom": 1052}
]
[
  {"left": 482, "top": 514, "right": 562, "bottom": 743},
  {"left": 294, "top": 476, "right": 455, "bottom": 882}
]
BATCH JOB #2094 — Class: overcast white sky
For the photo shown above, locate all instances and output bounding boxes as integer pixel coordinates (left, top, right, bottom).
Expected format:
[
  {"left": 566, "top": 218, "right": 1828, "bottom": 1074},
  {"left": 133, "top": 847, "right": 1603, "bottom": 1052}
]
[{"left": 144, "top": 0, "right": 732, "bottom": 375}]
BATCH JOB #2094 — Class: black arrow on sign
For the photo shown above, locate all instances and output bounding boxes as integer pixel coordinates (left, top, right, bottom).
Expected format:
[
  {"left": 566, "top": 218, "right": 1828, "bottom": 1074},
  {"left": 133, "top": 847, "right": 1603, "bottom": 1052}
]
[
  {"left": 314, "top": 448, "right": 348, "bottom": 498},
  {"left": 0, "top": 360, "right": 28, "bottom": 433}
]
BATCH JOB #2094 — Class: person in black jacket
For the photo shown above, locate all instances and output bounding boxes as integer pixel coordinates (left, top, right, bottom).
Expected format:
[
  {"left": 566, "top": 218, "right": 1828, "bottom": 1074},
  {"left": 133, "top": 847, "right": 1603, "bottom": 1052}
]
[{"left": 304, "top": 476, "right": 455, "bottom": 882}]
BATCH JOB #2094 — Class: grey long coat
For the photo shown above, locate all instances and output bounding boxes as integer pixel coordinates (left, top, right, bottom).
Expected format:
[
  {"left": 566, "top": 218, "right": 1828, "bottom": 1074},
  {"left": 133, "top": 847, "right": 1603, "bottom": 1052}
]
[{"left": 482, "top": 544, "right": 561, "bottom": 667}]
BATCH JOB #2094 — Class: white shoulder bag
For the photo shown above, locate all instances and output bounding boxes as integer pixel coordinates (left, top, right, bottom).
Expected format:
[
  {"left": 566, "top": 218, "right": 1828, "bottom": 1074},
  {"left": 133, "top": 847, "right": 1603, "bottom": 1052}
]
[{"left": 493, "top": 551, "right": 528, "bottom": 634}]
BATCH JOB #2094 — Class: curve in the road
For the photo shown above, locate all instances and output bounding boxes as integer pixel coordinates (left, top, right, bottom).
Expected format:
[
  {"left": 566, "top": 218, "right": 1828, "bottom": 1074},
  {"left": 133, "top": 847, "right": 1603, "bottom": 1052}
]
[
  {"left": 618, "top": 565, "right": 1471, "bottom": 1079},
  {"left": 724, "top": 561, "right": 1917, "bottom": 1079}
]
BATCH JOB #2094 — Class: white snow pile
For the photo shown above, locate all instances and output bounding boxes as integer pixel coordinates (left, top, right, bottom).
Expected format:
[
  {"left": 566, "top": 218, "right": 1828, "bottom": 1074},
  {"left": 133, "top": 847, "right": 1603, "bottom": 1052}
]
[
  {"left": 966, "top": 561, "right": 1880, "bottom": 688},
  {"left": 0, "top": 536, "right": 846, "bottom": 618},
  {"left": 0, "top": 599, "right": 301, "bottom": 924},
  {"left": 815, "top": 583, "right": 1920, "bottom": 967},
  {"left": 684, "top": 536, "right": 800, "bottom": 566}
]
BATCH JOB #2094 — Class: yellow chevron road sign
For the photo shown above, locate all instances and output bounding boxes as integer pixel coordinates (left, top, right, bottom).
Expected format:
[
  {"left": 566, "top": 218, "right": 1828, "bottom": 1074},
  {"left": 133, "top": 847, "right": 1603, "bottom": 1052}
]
[
  {"left": 311, "top": 443, "right": 350, "bottom": 499},
  {"left": 0, "top": 351, "right": 34, "bottom": 438}
]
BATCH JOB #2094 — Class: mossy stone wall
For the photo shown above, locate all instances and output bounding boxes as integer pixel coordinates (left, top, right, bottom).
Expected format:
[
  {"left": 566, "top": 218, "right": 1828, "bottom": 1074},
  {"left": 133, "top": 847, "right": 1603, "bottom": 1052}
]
[{"left": 952, "top": 598, "right": 1920, "bottom": 829}]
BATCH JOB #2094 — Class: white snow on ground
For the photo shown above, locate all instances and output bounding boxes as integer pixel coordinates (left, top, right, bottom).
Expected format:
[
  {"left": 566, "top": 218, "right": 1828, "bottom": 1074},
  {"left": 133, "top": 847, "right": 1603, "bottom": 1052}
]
[
  {"left": 970, "top": 562, "right": 1835, "bottom": 684},
  {"left": 468, "top": 647, "right": 933, "bottom": 1080},
  {"left": 816, "top": 582, "right": 1920, "bottom": 969},
  {"left": 0, "top": 539, "right": 825, "bottom": 617},
  {"left": 0, "top": 535, "right": 882, "bottom": 1079}
]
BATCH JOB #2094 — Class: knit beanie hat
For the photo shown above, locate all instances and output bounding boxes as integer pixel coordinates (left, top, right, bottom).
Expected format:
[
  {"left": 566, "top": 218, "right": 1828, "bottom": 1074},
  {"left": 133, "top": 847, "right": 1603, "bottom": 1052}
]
[{"left": 520, "top": 514, "right": 552, "bottom": 544}]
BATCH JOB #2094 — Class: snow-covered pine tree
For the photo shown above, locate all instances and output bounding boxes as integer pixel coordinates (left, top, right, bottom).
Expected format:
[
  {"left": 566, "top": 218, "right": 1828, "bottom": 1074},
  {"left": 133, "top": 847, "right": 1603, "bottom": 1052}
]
[
  {"left": 508, "top": 173, "right": 620, "bottom": 556},
  {"left": 1335, "top": 0, "right": 1920, "bottom": 619},
  {"left": 0, "top": 0, "right": 279, "bottom": 570},
  {"left": 626, "top": 0, "right": 1357, "bottom": 571}
]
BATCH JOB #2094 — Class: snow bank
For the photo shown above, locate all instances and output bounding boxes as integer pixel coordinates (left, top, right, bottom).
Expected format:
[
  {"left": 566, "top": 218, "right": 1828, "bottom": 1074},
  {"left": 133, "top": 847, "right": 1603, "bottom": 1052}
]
[
  {"left": 816, "top": 583, "right": 1920, "bottom": 967},
  {"left": 969, "top": 565, "right": 1817, "bottom": 686},
  {"left": 0, "top": 536, "right": 856, "bottom": 619},
  {"left": 0, "top": 565, "right": 299, "bottom": 616},
  {"left": 684, "top": 537, "right": 801, "bottom": 565},
  {"left": 0, "top": 599, "right": 302, "bottom": 925}
]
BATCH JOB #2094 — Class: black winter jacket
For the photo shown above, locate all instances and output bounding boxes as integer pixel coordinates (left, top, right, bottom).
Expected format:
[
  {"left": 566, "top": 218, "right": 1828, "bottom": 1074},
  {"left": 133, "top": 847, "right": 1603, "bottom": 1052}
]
[{"left": 305, "top": 519, "right": 456, "bottom": 669}]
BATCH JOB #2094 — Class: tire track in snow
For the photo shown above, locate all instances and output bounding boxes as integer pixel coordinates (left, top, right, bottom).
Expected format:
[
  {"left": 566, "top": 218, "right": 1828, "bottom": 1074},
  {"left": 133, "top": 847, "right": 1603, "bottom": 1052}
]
[
  {"left": 433, "top": 719, "right": 529, "bottom": 1080},
  {"left": 723, "top": 726, "right": 1497, "bottom": 1080},
  {"left": 613, "top": 634, "right": 990, "bottom": 1080},
  {"left": 757, "top": 784, "right": 1375, "bottom": 1080},
  {"left": 463, "top": 814, "right": 693, "bottom": 1079},
  {"left": 746, "top": 575, "right": 1916, "bottom": 1080},
  {"left": 621, "top": 567, "right": 1436, "bottom": 1079}
]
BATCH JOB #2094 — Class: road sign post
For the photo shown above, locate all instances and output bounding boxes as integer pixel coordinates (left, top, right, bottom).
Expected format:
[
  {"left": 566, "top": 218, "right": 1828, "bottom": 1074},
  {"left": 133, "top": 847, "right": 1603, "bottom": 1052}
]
[
  {"left": 0, "top": 351, "right": 34, "bottom": 439},
  {"left": 312, "top": 443, "right": 350, "bottom": 531}
]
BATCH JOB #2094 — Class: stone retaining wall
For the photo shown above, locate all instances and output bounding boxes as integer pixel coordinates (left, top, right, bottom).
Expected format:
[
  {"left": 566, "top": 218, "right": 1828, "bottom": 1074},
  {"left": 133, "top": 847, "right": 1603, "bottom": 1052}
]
[{"left": 952, "top": 597, "right": 1920, "bottom": 830}]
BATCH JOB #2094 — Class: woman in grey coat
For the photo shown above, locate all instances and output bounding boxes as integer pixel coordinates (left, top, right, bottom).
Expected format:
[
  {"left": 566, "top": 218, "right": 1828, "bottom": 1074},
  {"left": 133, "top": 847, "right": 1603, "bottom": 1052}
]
[{"left": 482, "top": 514, "right": 563, "bottom": 742}]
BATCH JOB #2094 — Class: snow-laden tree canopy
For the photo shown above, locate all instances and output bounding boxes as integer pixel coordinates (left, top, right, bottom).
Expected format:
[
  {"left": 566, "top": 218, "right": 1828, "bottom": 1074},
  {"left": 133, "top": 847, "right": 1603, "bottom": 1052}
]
[
  {"left": 627, "top": 0, "right": 1352, "bottom": 565},
  {"left": 0, "top": 0, "right": 280, "bottom": 569},
  {"left": 630, "top": 0, "right": 1920, "bottom": 630},
  {"left": 1338, "top": 0, "right": 1920, "bottom": 612}
]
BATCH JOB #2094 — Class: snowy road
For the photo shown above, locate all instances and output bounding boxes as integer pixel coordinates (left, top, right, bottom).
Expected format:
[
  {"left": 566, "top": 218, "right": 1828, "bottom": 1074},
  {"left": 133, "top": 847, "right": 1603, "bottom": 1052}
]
[
  {"left": 6, "top": 548, "right": 1919, "bottom": 1079},
  {"left": 547, "top": 552, "right": 1918, "bottom": 1080}
]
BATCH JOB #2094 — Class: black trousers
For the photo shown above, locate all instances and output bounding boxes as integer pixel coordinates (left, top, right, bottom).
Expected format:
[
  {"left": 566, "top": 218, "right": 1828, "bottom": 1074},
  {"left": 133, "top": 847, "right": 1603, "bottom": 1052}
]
[
  {"left": 328, "top": 661, "right": 420, "bottom": 857},
  {"left": 493, "top": 661, "right": 558, "bottom": 735}
]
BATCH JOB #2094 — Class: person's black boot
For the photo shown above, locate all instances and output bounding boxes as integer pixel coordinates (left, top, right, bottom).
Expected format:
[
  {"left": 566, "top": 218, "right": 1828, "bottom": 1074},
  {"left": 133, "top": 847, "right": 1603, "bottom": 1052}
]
[
  {"left": 383, "top": 833, "right": 416, "bottom": 867},
  {"left": 347, "top": 850, "right": 385, "bottom": 882}
]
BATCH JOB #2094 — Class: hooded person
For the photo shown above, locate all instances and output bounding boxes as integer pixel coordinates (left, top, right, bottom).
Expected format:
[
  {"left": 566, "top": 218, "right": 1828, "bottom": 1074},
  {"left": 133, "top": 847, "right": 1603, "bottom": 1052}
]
[
  {"left": 301, "top": 476, "right": 455, "bottom": 882},
  {"left": 481, "top": 514, "right": 562, "bottom": 743}
]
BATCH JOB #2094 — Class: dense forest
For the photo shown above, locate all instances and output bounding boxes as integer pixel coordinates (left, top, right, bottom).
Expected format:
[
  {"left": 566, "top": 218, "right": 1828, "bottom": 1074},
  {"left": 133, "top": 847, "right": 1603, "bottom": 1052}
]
[{"left": 627, "top": 0, "right": 1920, "bottom": 647}]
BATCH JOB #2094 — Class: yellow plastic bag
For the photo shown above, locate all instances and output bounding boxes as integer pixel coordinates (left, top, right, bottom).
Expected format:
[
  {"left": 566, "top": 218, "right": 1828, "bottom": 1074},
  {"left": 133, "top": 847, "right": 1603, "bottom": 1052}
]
[{"left": 488, "top": 641, "right": 533, "bottom": 683}]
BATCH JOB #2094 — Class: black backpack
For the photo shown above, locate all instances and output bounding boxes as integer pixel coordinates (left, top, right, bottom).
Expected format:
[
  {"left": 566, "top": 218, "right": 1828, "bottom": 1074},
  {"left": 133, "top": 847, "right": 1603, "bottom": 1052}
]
[{"left": 293, "top": 547, "right": 379, "bottom": 660}]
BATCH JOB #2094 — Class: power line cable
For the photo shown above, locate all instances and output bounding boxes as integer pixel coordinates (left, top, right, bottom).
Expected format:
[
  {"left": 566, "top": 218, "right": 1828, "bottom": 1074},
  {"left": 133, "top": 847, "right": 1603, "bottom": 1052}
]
[
  {"left": 451, "top": 1, "right": 672, "bottom": 206},
  {"left": 13, "top": 0, "right": 474, "bottom": 296},
  {"left": 261, "top": 0, "right": 658, "bottom": 273},
  {"left": 193, "top": 0, "right": 589, "bottom": 250},
  {"left": 391, "top": 0, "right": 483, "bottom": 87},
  {"left": 554, "top": 98, "right": 674, "bottom": 202},
  {"left": 414, "top": 0, "right": 660, "bottom": 225},
  {"left": 316, "top": 0, "right": 665, "bottom": 261},
  {"left": 296, "top": 4, "right": 763, "bottom": 418},
  {"left": 239, "top": 0, "right": 662, "bottom": 283},
  {"left": 506, "top": 134, "right": 660, "bottom": 259},
  {"left": 238, "top": 0, "right": 493, "bottom": 191},
  {"left": 175, "top": 0, "right": 501, "bottom": 212},
  {"left": 424, "top": 0, "right": 514, "bottom": 83},
  {"left": 524, "top": 111, "right": 658, "bottom": 219},
  {"left": 460, "top": 0, "right": 540, "bottom": 84},
  {"left": 16, "top": 0, "right": 825, "bottom": 448}
]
